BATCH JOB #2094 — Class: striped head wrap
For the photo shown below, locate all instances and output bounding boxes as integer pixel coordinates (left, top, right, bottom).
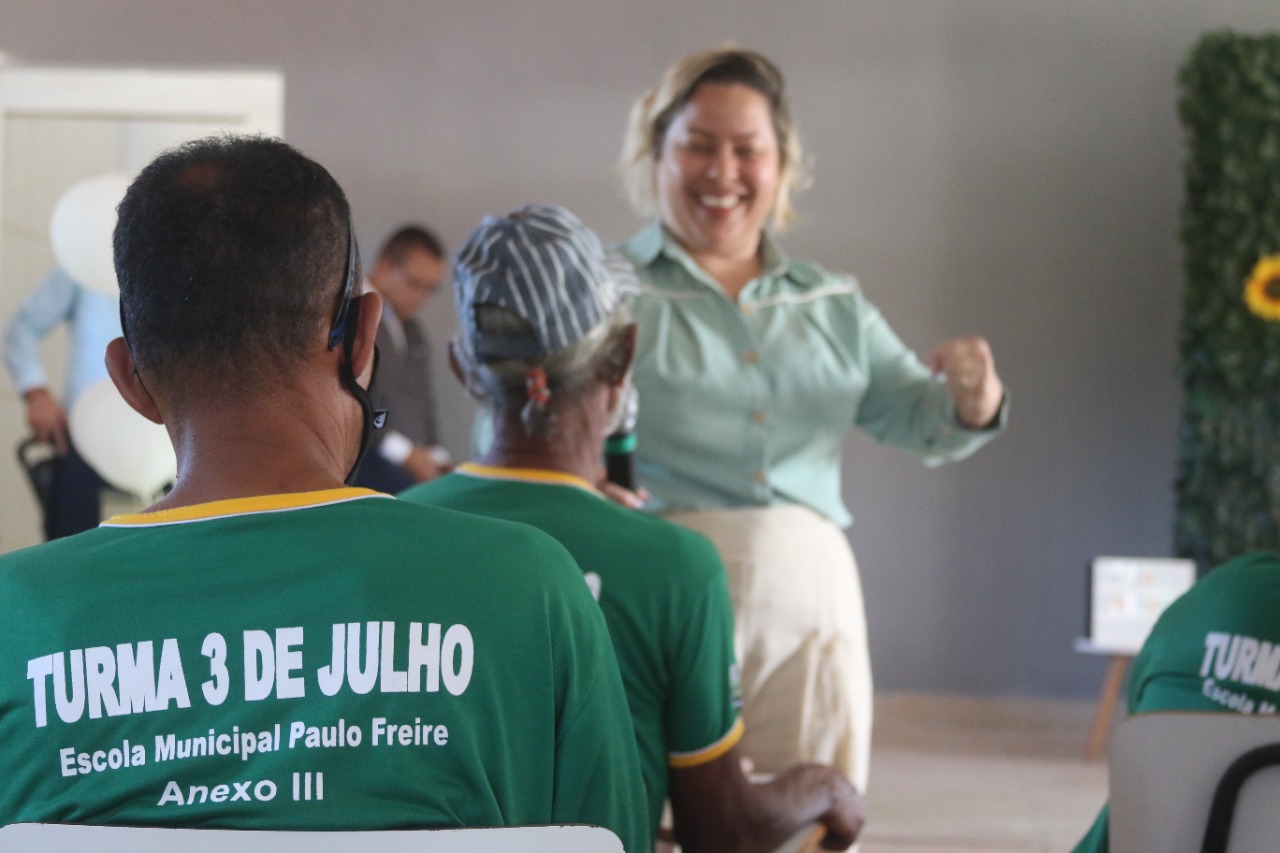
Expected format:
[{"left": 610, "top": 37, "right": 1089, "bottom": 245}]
[{"left": 453, "top": 203, "right": 634, "bottom": 361}]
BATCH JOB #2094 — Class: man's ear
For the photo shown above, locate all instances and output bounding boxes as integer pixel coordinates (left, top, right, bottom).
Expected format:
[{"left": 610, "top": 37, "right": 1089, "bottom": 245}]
[
  {"left": 350, "top": 290, "right": 382, "bottom": 388},
  {"left": 445, "top": 338, "right": 483, "bottom": 402},
  {"left": 447, "top": 340, "right": 473, "bottom": 395},
  {"left": 105, "top": 337, "right": 164, "bottom": 425},
  {"left": 601, "top": 323, "right": 638, "bottom": 388}
]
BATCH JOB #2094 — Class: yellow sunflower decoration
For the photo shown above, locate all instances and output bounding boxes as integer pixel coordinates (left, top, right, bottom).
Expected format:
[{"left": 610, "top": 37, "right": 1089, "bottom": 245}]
[{"left": 1245, "top": 254, "right": 1280, "bottom": 321}]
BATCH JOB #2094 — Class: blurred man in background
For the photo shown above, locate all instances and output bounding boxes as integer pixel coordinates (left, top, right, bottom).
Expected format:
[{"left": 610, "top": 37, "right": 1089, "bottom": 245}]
[
  {"left": 3, "top": 268, "right": 118, "bottom": 538},
  {"left": 351, "top": 225, "right": 452, "bottom": 492}
]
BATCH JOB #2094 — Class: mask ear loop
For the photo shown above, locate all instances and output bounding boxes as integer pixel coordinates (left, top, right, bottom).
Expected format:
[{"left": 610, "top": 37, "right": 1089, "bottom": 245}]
[
  {"left": 337, "top": 297, "right": 386, "bottom": 485},
  {"left": 329, "top": 221, "right": 386, "bottom": 486}
]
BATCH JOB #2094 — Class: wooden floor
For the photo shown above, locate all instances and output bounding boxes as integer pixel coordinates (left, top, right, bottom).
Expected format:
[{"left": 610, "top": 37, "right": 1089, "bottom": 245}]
[{"left": 859, "top": 693, "right": 1108, "bottom": 853}]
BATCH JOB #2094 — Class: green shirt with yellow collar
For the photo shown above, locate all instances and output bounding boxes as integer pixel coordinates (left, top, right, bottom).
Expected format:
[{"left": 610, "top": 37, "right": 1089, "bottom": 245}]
[
  {"left": 402, "top": 464, "right": 743, "bottom": 836},
  {"left": 0, "top": 488, "right": 648, "bottom": 851}
]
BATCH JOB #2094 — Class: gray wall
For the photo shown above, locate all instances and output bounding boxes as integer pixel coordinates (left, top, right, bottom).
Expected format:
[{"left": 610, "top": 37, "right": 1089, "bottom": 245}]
[{"left": 2, "top": 0, "right": 1277, "bottom": 699}]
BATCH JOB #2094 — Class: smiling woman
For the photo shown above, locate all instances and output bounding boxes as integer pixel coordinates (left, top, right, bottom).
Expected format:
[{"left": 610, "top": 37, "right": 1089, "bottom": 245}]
[
  {"left": 616, "top": 45, "right": 1009, "bottom": 795},
  {"left": 654, "top": 82, "right": 781, "bottom": 296}
]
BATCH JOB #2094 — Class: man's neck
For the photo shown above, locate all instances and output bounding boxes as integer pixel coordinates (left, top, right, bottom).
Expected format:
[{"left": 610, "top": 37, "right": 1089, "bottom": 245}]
[
  {"left": 479, "top": 412, "right": 603, "bottom": 487},
  {"left": 144, "top": 385, "right": 358, "bottom": 512}
]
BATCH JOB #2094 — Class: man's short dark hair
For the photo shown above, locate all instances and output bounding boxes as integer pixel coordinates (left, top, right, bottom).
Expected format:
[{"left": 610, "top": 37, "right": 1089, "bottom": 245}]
[
  {"left": 378, "top": 225, "right": 444, "bottom": 265},
  {"left": 113, "top": 134, "right": 354, "bottom": 400}
]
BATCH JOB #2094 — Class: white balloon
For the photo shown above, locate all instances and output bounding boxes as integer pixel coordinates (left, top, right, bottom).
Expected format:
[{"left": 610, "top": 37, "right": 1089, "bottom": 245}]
[
  {"left": 70, "top": 379, "right": 176, "bottom": 500},
  {"left": 49, "top": 173, "right": 132, "bottom": 296}
]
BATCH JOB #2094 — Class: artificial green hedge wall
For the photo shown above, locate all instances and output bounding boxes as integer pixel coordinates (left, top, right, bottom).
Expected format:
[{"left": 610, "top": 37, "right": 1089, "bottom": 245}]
[{"left": 1176, "top": 30, "right": 1280, "bottom": 572}]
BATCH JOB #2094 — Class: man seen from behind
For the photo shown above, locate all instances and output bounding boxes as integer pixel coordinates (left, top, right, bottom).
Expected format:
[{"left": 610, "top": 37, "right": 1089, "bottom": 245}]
[{"left": 0, "top": 136, "right": 648, "bottom": 850}]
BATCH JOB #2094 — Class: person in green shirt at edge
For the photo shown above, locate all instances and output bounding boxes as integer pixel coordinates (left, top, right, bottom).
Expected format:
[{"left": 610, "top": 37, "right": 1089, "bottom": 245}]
[
  {"left": 401, "top": 203, "right": 865, "bottom": 852},
  {"left": 0, "top": 136, "right": 648, "bottom": 852},
  {"left": 1072, "top": 551, "right": 1280, "bottom": 852}
]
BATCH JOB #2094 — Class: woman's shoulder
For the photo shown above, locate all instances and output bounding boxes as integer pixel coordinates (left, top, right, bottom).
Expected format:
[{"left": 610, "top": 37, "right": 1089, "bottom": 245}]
[
  {"left": 765, "top": 254, "right": 877, "bottom": 318},
  {"left": 782, "top": 255, "right": 858, "bottom": 291},
  {"left": 760, "top": 232, "right": 862, "bottom": 298},
  {"left": 613, "top": 222, "right": 663, "bottom": 266}
]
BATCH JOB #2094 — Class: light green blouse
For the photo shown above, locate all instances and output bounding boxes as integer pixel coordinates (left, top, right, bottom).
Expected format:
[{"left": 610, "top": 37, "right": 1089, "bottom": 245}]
[{"left": 620, "top": 222, "right": 1006, "bottom": 527}]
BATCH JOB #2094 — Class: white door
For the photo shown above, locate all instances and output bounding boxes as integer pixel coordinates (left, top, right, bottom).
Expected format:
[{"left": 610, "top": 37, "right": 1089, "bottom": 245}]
[{"left": 0, "top": 66, "right": 284, "bottom": 553}]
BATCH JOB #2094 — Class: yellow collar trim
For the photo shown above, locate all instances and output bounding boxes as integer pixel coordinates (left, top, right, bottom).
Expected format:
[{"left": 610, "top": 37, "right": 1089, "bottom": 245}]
[
  {"left": 456, "top": 463, "right": 601, "bottom": 495},
  {"left": 101, "top": 488, "right": 389, "bottom": 527}
]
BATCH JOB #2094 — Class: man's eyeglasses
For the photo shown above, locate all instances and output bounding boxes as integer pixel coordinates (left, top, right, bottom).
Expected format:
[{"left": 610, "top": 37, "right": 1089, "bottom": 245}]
[{"left": 327, "top": 221, "right": 360, "bottom": 351}]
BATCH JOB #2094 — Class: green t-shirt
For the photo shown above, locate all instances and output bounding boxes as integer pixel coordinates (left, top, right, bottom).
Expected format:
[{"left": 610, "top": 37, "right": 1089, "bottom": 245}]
[
  {"left": 402, "top": 465, "right": 743, "bottom": 834},
  {"left": 1074, "top": 551, "right": 1280, "bottom": 853},
  {"left": 0, "top": 488, "right": 648, "bottom": 852}
]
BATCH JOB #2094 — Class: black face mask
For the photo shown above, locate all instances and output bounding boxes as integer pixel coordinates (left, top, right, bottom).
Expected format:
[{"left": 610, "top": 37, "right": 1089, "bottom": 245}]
[
  {"left": 336, "top": 301, "right": 386, "bottom": 484},
  {"left": 328, "top": 221, "right": 386, "bottom": 485}
]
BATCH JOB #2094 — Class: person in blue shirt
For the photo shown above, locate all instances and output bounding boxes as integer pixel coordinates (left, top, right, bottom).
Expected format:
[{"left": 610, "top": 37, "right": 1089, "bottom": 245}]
[{"left": 3, "top": 268, "right": 120, "bottom": 538}]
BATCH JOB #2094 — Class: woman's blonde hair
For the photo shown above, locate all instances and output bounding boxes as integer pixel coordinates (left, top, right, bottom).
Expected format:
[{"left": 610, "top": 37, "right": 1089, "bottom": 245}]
[{"left": 619, "top": 45, "right": 810, "bottom": 231}]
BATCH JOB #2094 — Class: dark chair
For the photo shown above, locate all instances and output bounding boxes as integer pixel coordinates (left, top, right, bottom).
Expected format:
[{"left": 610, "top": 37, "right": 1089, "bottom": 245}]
[{"left": 15, "top": 438, "right": 57, "bottom": 520}]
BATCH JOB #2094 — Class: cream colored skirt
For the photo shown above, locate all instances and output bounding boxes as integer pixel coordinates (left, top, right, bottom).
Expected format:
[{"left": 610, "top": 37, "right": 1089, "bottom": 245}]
[{"left": 666, "top": 505, "right": 872, "bottom": 792}]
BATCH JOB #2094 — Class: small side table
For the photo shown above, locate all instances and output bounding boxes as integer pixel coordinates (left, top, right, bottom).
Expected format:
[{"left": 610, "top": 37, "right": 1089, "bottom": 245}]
[{"left": 1074, "top": 638, "right": 1132, "bottom": 761}]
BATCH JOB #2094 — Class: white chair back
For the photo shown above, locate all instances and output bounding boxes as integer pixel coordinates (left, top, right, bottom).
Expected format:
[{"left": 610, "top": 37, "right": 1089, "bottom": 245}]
[
  {"left": 1109, "top": 711, "right": 1280, "bottom": 853},
  {"left": 0, "top": 822, "right": 624, "bottom": 852}
]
